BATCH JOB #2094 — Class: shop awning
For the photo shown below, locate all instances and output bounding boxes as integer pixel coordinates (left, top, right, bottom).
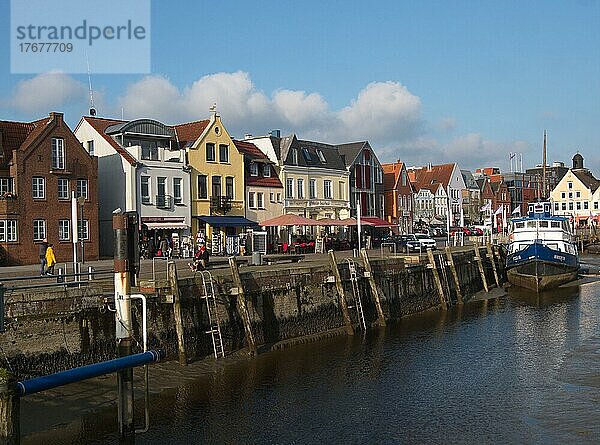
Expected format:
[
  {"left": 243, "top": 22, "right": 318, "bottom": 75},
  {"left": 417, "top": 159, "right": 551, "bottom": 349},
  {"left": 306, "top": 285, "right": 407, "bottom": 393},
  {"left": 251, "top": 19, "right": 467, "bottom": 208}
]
[
  {"left": 360, "top": 217, "right": 397, "bottom": 227},
  {"left": 195, "top": 216, "right": 259, "bottom": 227},
  {"left": 260, "top": 214, "right": 322, "bottom": 227},
  {"left": 143, "top": 222, "right": 189, "bottom": 230}
]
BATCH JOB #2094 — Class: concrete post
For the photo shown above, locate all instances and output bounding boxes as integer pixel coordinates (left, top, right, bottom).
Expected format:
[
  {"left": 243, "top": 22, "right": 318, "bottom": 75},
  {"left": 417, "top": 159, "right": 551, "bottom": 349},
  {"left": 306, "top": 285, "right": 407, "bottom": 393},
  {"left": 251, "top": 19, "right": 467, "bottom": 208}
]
[
  {"left": 113, "top": 214, "right": 134, "bottom": 442},
  {"left": 328, "top": 250, "right": 355, "bottom": 335},
  {"left": 167, "top": 261, "right": 187, "bottom": 366},
  {"left": 0, "top": 369, "right": 19, "bottom": 445},
  {"left": 360, "top": 248, "right": 386, "bottom": 326},
  {"left": 473, "top": 243, "right": 489, "bottom": 293},
  {"left": 228, "top": 257, "right": 257, "bottom": 356},
  {"left": 444, "top": 247, "right": 463, "bottom": 305},
  {"left": 427, "top": 249, "right": 447, "bottom": 310},
  {"left": 486, "top": 242, "right": 500, "bottom": 287}
]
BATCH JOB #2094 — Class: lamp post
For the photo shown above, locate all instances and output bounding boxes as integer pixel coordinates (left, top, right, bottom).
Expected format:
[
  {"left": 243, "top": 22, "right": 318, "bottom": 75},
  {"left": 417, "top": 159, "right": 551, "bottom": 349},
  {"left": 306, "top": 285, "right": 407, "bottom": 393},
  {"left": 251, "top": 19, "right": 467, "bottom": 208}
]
[
  {"left": 77, "top": 196, "right": 86, "bottom": 263},
  {"left": 71, "top": 191, "right": 78, "bottom": 267}
]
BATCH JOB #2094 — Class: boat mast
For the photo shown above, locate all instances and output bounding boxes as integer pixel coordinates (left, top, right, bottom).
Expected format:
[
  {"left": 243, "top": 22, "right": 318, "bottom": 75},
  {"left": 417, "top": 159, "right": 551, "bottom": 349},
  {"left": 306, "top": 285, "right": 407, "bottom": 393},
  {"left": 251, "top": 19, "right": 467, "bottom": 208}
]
[{"left": 542, "top": 130, "right": 547, "bottom": 199}]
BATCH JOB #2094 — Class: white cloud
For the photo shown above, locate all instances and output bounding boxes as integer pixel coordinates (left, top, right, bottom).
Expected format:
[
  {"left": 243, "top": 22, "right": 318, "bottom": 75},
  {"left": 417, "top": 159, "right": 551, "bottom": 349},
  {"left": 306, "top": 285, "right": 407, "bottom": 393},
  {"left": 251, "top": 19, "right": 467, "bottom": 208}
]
[{"left": 10, "top": 72, "right": 87, "bottom": 113}]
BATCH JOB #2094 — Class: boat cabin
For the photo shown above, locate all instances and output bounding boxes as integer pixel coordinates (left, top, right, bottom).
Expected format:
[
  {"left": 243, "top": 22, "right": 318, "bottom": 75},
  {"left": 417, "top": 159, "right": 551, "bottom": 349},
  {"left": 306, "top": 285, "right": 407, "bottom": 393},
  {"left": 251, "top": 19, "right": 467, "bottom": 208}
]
[{"left": 508, "top": 216, "right": 576, "bottom": 256}]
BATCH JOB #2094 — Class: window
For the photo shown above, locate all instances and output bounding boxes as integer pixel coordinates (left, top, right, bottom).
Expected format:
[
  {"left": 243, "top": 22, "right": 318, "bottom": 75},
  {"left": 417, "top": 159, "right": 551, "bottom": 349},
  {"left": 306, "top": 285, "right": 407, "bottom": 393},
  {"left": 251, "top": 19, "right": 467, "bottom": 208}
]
[
  {"left": 263, "top": 164, "right": 271, "bottom": 177},
  {"left": 78, "top": 220, "right": 89, "bottom": 240},
  {"left": 551, "top": 221, "right": 560, "bottom": 228},
  {"left": 277, "top": 192, "right": 282, "bottom": 202},
  {"left": 0, "top": 221, "right": 4, "bottom": 242},
  {"left": 226, "top": 177, "right": 234, "bottom": 199},
  {"left": 58, "top": 178, "right": 69, "bottom": 200},
  {"left": 568, "top": 182, "right": 573, "bottom": 189},
  {"left": 568, "top": 192, "right": 573, "bottom": 199},
  {"left": 33, "top": 219, "right": 46, "bottom": 241},
  {"left": 248, "top": 192, "right": 256, "bottom": 208},
  {"left": 292, "top": 149, "right": 298, "bottom": 165},
  {"left": 595, "top": 202, "right": 599, "bottom": 210},
  {"left": 554, "top": 203, "right": 559, "bottom": 211},
  {"left": 286, "top": 178, "right": 293, "bottom": 198},
  {"left": 173, "top": 178, "right": 182, "bottom": 204},
  {"left": 197, "top": 175, "right": 208, "bottom": 199},
  {"left": 0, "top": 177, "right": 13, "bottom": 194},
  {"left": 562, "top": 202, "right": 566, "bottom": 210},
  {"left": 257, "top": 192, "right": 264, "bottom": 209},
  {"left": 576, "top": 202, "right": 581, "bottom": 210},
  {"left": 576, "top": 191, "right": 581, "bottom": 198},
  {"left": 212, "top": 176, "right": 221, "bottom": 197},
  {"left": 157, "top": 177, "right": 166, "bottom": 198},
  {"left": 561, "top": 192, "right": 566, "bottom": 199},
  {"left": 401, "top": 170, "right": 407, "bottom": 187},
  {"left": 7, "top": 220, "right": 17, "bottom": 242},
  {"left": 87, "top": 140, "right": 94, "bottom": 156},
  {"left": 316, "top": 149, "right": 326, "bottom": 163},
  {"left": 270, "top": 192, "right": 275, "bottom": 203},
  {"left": 76, "top": 179, "right": 88, "bottom": 199},
  {"left": 324, "top": 180, "right": 332, "bottom": 199},
  {"left": 309, "top": 179, "right": 317, "bottom": 199},
  {"left": 141, "top": 140, "right": 159, "bottom": 161},
  {"left": 250, "top": 163, "right": 259, "bottom": 176},
  {"left": 569, "top": 202, "right": 573, "bottom": 210},
  {"left": 302, "top": 147, "right": 313, "bottom": 162},
  {"left": 339, "top": 182, "right": 345, "bottom": 200},
  {"left": 297, "top": 179, "right": 304, "bottom": 199},
  {"left": 51, "top": 138, "right": 65, "bottom": 169},
  {"left": 219, "top": 144, "right": 229, "bottom": 163},
  {"left": 206, "top": 143, "right": 216, "bottom": 162},
  {"left": 141, "top": 176, "right": 150, "bottom": 203},
  {"left": 59, "top": 220, "right": 70, "bottom": 241},
  {"left": 584, "top": 201, "right": 589, "bottom": 210},
  {"left": 32, "top": 177, "right": 45, "bottom": 199}
]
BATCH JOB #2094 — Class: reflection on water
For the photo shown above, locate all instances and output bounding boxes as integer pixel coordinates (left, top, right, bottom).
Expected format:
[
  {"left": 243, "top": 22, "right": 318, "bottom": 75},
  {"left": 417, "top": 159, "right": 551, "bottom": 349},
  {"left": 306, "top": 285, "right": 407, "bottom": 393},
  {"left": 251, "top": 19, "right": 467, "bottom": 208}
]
[{"left": 23, "top": 281, "right": 600, "bottom": 444}]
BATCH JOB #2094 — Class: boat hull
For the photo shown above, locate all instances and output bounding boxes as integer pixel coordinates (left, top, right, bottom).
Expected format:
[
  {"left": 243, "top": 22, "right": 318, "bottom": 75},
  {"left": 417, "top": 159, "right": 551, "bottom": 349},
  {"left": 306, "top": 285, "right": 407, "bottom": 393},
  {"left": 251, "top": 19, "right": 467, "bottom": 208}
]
[{"left": 505, "top": 242, "right": 579, "bottom": 292}]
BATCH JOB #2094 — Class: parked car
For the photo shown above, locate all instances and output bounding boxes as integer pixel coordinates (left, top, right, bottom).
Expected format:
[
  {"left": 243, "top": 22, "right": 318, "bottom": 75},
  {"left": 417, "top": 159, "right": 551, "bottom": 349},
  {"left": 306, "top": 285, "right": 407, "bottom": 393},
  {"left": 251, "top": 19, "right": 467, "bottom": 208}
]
[
  {"left": 450, "top": 227, "right": 471, "bottom": 236},
  {"left": 415, "top": 233, "right": 437, "bottom": 250},
  {"left": 432, "top": 227, "right": 447, "bottom": 237},
  {"left": 396, "top": 234, "right": 422, "bottom": 253},
  {"left": 469, "top": 227, "right": 483, "bottom": 236}
]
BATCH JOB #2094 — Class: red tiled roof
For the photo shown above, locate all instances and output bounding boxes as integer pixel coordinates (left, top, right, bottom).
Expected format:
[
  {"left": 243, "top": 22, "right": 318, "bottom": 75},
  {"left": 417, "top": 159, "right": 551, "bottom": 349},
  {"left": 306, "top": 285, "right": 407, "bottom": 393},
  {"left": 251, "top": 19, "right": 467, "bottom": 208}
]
[
  {"left": 247, "top": 176, "right": 283, "bottom": 188},
  {"left": 233, "top": 139, "right": 269, "bottom": 160},
  {"left": 0, "top": 120, "right": 34, "bottom": 162},
  {"left": 174, "top": 120, "right": 209, "bottom": 149},
  {"left": 412, "top": 163, "right": 456, "bottom": 189},
  {"left": 82, "top": 116, "right": 138, "bottom": 166},
  {"left": 382, "top": 162, "right": 405, "bottom": 190}
]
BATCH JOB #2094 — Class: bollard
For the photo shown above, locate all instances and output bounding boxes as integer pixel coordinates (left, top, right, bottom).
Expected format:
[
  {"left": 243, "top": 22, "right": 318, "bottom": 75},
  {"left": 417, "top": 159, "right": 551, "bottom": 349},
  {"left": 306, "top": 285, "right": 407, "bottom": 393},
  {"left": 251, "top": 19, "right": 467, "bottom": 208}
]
[
  {"left": 328, "top": 250, "right": 355, "bottom": 335},
  {"left": 0, "top": 369, "right": 19, "bottom": 445},
  {"left": 228, "top": 257, "right": 257, "bottom": 356},
  {"left": 360, "top": 248, "right": 386, "bottom": 327},
  {"left": 88, "top": 266, "right": 95, "bottom": 281},
  {"left": 167, "top": 262, "right": 187, "bottom": 366}
]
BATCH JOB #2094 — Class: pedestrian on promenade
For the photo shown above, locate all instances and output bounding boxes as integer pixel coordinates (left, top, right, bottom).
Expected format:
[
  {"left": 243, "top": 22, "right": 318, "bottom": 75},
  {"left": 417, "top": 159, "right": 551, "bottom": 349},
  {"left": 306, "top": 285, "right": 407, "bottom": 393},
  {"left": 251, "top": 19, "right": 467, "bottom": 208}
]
[
  {"left": 45, "top": 243, "right": 56, "bottom": 275},
  {"left": 39, "top": 237, "right": 48, "bottom": 275},
  {"left": 158, "top": 236, "right": 169, "bottom": 258}
]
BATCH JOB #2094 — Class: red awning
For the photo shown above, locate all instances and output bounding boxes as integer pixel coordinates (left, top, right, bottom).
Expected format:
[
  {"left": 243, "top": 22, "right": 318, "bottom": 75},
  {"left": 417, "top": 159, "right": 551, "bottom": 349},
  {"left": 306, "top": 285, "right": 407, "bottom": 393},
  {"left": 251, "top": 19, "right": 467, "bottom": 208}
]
[
  {"left": 260, "top": 214, "right": 322, "bottom": 227},
  {"left": 360, "top": 217, "right": 397, "bottom": 227},
  {"left": 316, "top": 218, "right": 347, "bottom": 226}
]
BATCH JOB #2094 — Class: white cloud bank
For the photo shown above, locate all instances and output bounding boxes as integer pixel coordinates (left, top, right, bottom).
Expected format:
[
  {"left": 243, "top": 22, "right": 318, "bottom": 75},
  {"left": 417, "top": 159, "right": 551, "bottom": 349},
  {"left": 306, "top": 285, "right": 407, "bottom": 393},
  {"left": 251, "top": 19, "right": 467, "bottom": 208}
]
[{"left": 6, "top": 70, "right": 528, "bottom": 170}]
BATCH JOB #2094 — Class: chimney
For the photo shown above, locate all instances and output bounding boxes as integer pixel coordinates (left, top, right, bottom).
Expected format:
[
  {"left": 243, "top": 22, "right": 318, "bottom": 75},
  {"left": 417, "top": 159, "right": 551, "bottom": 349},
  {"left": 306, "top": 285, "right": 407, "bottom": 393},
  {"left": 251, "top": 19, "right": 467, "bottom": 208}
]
[
  {"left": 244, "top": 134, "right": 253, "bottom": 140},
  {"left": 49, "top": 112, "right": 64, "bottom": 123},
  {"left": 269, "top": 129, "right": 281, "bottom": 138}
]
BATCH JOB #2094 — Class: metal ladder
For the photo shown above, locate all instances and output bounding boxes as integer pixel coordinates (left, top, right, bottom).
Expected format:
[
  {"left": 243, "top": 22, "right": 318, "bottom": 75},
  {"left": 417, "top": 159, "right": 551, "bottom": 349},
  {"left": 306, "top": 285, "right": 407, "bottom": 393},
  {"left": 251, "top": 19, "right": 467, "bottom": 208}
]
[
  {"left": 199, "top": 271, "right": 225, "bottom": 358},
  {"left": 345, "top": 259, "right": 366, "bottom": 330}
]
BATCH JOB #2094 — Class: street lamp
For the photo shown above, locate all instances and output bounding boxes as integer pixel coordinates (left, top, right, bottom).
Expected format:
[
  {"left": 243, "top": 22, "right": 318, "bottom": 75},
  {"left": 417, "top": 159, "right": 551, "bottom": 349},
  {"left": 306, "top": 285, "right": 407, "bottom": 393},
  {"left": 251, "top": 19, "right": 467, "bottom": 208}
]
[{"left": 77, "top": 196, "right": 85, "bottom": 263}]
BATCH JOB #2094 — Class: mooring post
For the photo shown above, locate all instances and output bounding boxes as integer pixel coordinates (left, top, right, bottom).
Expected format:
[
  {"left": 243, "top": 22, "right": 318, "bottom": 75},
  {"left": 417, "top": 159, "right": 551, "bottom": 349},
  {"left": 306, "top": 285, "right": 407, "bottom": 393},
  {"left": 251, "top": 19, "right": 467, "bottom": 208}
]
[
  {"left": 0, "top": 369, "right": 19, "bottom": 445},
  {"left": 228, "top": 257, "right": 257, "bottom": 356},
  {"left": 167, "top": 262, "right": 187, "bottom": 366},
  {"left": 486, "top": 242, "right": 500, "bottom": 287},
  {"left": 113, "top": 214, "right": 134, "bottom": 442},
  {"left": 444, "top": 247, "right": 463, "bottom": 305},
  {"left": 360, "top": 248, "right": 386, "bottom": 326},
  {"left": 427, "top": 249, "right": 447, "bottom": 310},
  {"left": 473, "top": 242, "right": 489, "bottom": 293},
  {"left": 328, "top": 250, "right": 355, "bottom": 335}
]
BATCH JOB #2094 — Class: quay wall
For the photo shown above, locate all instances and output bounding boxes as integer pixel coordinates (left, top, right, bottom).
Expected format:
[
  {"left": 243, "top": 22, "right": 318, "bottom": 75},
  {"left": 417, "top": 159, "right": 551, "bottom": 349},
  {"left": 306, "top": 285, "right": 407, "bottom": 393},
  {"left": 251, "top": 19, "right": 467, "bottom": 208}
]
[{"left": 1, "top": 248, "right": 502, "bottom": 379}]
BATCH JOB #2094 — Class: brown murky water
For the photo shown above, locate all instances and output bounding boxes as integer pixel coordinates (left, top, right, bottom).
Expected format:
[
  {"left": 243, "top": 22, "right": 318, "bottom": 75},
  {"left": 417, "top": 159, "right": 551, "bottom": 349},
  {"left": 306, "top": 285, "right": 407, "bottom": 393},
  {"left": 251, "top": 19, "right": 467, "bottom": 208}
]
[{"left": 21, "top": 263, "right": 600, "bottom": 444}]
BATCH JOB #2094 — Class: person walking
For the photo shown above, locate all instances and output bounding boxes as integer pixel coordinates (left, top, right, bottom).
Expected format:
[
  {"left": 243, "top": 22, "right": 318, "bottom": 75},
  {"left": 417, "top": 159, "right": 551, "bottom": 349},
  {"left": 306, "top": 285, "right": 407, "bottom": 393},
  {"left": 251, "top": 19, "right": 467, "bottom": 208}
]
[
  {"left": 39, "top": 237, "right": 48, "bottom": 275},
  {"left": 45, "top": 243, "right": 56, "bottom": 275},
  {"left": 159, "top": 236, "right": 169, "bottom": 258}
]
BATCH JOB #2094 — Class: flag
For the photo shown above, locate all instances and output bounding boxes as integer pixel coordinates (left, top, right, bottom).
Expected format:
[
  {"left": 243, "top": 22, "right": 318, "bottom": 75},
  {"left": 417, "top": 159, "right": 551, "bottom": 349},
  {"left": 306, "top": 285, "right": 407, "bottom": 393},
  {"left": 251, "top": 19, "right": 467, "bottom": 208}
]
[
  {"left": 480, "top": 202, "right": 491, "bottom": 212},
  {"left": 512, "top": 206, "right": 521, "bottom": 216},
  {"left": 494, "top": 205, "right": 503, "bottom": 216}
]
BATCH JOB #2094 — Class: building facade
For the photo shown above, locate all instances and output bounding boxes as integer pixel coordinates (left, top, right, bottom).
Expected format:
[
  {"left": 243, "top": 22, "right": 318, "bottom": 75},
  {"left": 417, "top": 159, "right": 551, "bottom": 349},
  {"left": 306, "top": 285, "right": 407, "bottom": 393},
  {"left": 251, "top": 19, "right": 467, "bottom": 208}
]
[
  {"left": 0, "top": 112, "right": 99, "bottom": 265},
  {"left": 382, "top": 161, "right": 414, "bottom": 233}
]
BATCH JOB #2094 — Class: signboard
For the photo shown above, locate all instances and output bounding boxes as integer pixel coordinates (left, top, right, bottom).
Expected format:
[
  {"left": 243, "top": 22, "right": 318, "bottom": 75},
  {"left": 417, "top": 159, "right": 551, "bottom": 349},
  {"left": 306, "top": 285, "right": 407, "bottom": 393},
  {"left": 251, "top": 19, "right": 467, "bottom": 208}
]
[
  {"left": 226, "top": 235, "right": 240, "bottom": 255},
  {"left": 315, "top": 237, "right": 324, "bottom": 254},
  {"left": 211, "top": 232, "right": 221, "bottom": 255},
  {"left": 252, "top": 231, "right": 268, "bottom": 254}
]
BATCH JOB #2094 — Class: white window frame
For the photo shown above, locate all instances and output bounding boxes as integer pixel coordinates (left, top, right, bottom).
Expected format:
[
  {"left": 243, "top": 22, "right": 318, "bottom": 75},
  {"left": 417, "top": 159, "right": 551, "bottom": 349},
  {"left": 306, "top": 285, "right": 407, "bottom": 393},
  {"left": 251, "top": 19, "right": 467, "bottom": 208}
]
[
  {"left": 270, "top": 192, "right": 275, "bottom": 203},
  {"left": 7, "top": 220, "right": 17, "bottom": 242},
  {"left": 297, "top": 179, "right": 304, "bottom": 199},
  {"left": 141, "top": 176, "right": 150, "bottom": 204},
  {"left": 0, "top": 177, "right": 12, "bottom": 194},
  {"left": 248, "top": 191, "right": 256, "bottom": 209},
  {"left": 324, "top": 180, "right": 332, "bottom": 199},
  {"left": 51, "top": 138, "right": 65, "bottom": 170},
  {"left": 257, "top": 192, "right": 264, "bottom": 209},
  {"left": 173, "top": 177, "right": 182, "bottom": 204},
  {"left": 32, "top": 177, "right": 45, "bottom": 199},
  {"left": 59, "top": 219, "right": 70, "bottom": 241},
  {"left": 219, "top": 144, "right": 229, "bottom": 163},
  {"left": 76, "top": 179, "right": 88, "bottom": 200},
  {"left": 263, "top": 164, "right": 271, "bottom": 177},
  {"left": 286, "top": 178, "right": 293, "bottom": 198},
  {"left": 33, "top": 219, "right": 46, "bottom": 241},
  {"left": 250, "top": 163, "right": 259, "bottom": 177},
  {"left": 58, "top": 178, "right": 69, "bottom": 200},
  {"left": 78, "top": 219, "right": 90, "bottom": 240},
  {"left": 87, "top": 140, "right": 94, "bottom": 156}
]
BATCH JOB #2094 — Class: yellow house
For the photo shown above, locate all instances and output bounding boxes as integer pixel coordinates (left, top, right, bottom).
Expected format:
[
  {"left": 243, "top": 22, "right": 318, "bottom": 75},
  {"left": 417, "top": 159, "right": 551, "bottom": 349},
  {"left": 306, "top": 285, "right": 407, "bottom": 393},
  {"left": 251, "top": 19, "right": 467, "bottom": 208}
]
[
  {"left": 549, "top": 153, "right": 599, "bottom": 221},
  {"left": 184, "top": 113, "right": 253, "bottom": 254}
]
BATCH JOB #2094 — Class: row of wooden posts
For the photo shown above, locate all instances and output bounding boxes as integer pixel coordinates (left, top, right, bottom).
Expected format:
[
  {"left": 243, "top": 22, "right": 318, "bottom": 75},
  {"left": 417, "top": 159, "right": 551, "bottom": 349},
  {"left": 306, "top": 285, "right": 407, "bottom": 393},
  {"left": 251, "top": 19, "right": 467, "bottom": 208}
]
[{"left": 167, "top": 243, "right": 503, "bottom": 363}]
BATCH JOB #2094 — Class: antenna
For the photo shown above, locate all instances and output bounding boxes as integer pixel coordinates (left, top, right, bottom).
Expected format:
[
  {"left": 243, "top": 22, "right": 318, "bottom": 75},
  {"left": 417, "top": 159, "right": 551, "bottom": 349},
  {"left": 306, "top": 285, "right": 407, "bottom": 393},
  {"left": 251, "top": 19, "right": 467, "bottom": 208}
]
[
  {"left": 542, "top": 130, "right": 547, "bottom": 198},
  {"left": 86, "top": 52, "right": 96, "bottom": 116}
]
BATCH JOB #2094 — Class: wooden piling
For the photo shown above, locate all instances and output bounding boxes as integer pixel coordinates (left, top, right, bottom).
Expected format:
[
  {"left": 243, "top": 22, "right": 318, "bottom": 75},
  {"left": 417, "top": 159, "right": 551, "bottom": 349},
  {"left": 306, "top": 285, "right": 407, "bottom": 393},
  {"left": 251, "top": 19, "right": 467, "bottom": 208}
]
[
  {"left": 444, "top": 247, "right": 463, "bottom": 305},
  {"left": 360, "top": 248, "right": 386, "bottom": 327},
  {"left": 427, "top": 249, "right": 447, "bottom": 310},
  {"left": 328, "top": 250, "right": 355, "bottom": 335},
  {"left": 167, "top": 261, "right": 187, "bottom": 366},
  {"left": 0, "top": 369, "right": 19, "bottom": 445},
  {"left": 473, "top": 243, "right": 489, "bottom": 292},
  {"left": 486, "top": 242, "right": 500, "bottom": 287},
  {"left": 228, "top": 257, "right": 258, "bottom": 356}
]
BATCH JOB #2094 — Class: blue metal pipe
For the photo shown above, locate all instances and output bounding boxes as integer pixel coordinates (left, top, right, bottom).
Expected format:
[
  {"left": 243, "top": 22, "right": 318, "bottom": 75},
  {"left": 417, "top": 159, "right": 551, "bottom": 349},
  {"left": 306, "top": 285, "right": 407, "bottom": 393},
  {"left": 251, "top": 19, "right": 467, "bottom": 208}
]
[{"left": 17, "top": 349, "right": 165, "bottom": 397}]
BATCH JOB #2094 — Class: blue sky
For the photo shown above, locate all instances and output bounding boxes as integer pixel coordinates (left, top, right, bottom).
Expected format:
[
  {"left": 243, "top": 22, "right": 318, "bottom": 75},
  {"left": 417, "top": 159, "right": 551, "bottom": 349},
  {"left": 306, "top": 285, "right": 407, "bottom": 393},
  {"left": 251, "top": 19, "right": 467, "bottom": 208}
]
[{"left": 1, "top": 0, "right": 599, "bottom": 172}]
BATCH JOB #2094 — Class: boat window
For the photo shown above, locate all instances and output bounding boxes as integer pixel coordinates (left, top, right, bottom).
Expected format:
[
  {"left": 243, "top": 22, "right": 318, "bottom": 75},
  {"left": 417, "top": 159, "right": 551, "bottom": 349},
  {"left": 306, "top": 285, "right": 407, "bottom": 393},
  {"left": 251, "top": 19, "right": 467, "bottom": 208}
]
[
  {"left": 562, "top": 221, "right": 570, "bottom": 233},
  {"left": 547, "top": 243, "right": 559, "bottom": 251},
  {"left": 550, "top": 221, "right": 560, "bottom": 228},
  {"left": 526, "top": 221, "right": 536, "bottom": 228},
  {"left": 539, "top": 221, "right": 549, "bottom": 228},
  {"left": 515, "top": 222, "right": 524, "bottom": 229}
]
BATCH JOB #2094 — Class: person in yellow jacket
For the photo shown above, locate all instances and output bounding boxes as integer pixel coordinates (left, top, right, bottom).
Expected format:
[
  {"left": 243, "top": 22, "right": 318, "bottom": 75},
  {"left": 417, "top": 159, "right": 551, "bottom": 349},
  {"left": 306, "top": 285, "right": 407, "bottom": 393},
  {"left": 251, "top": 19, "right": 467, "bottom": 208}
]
[{"left": 45, "top": 243, "right": 56, "bottom": 275}]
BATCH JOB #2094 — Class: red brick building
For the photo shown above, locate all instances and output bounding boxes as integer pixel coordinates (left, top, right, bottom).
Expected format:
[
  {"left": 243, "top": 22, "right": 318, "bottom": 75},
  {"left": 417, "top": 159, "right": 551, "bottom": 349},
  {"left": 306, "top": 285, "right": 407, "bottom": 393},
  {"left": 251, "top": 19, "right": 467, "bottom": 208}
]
[
  {"left": 0, "top": 112, "right": 99, "bottom": 265},
  {"left": 382, "top": 161, "right": 414, "bottom": 233}
]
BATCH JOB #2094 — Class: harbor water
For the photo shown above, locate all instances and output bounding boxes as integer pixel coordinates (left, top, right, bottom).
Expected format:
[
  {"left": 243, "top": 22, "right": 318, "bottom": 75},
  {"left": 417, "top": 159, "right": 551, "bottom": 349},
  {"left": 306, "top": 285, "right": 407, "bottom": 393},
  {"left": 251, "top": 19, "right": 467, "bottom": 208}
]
[{"left": 22, "top": 271, "right": 600, "bottom": 443}]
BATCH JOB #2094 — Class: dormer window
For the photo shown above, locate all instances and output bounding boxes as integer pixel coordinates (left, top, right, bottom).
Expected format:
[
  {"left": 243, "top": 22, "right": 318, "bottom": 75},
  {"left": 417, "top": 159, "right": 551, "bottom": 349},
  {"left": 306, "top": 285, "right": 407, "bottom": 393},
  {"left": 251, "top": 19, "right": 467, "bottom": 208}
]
[
  {"left": 250, "top": 162, "right": 259, "bottom": 176},
  {"left": 316, "top": 149, "right": 326, "bottom": 163},
  {"left": 51, "top": 138, "right": 65, "bottom": 169},
  {"left": 302, "top": 147, "right": 313, "bottom": 162},
  {"left": 292, "top": 149, "right": 298, "bottom": 165},
  {"left": 263, "top": 164, "right": 271, "bottom": 177}
]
